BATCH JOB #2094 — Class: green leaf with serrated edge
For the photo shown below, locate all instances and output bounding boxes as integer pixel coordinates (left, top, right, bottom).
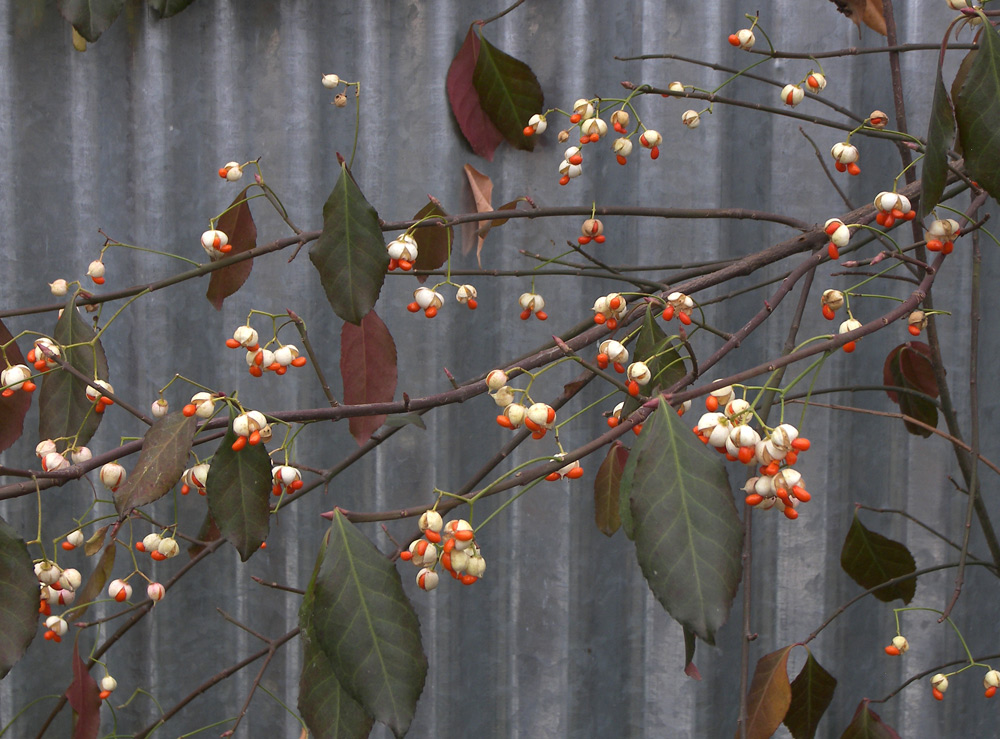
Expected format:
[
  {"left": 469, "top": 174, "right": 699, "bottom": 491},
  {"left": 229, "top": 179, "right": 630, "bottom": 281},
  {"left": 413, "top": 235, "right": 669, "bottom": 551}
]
[
  {"left": 383, "top": 413, "right": 426, "bottom": 430},
  {"left": 739, "top": 646, "right": 793, "bottom": 739},
  {"left": 311, "top": 511, "right": 427, "bottom": 737},
  {"left": 594, "top": 441, "right": 628, "bottom": 537},
  {"left": 471, "top": 32, "right": 543, "bottom": 151},
  {"left": 299, "top": 530, "right": 375, "bottom": 739},
  {"left": 146, "top": 0, "right": 197, "bottom": 18},
  {"left": 920, "top": 68, "right": 956, "bottom": 218},
  {"left": 950, "top": 50, "right": 977, "bottom": 156},
  {"left": 310, "top": 163, "right": 389, "bottom": 325},
  {"left": 207, "top": 186, "right": 257, "bottom": 310},
  {"left": 621, "top": 398, "right": 743, "bottom": 644},
  {"left": 840, "top": 514, "right": 916, "bottom": 603},
  {"left": 0, "top": 319, "right": 30, "bottom": 453},
  {"left": 683, "top": 627, "right": 701, "bottom": 680},
  {"left": 839, "top": 700, "right": 901, "bottom": 739},
  {"left": 73, "top": 543, "right": 115, "bottom": 621},
  {"left": 57, "top": 0, "right": 125, "bottom": 42},
  {"left": 39, "top": 295, "right": 110, "bottom": 451},
  {"left": 785, "top": 650, "right": 837, "bottom": 739},
  {"left": 0, "top": 515, "right": 39, "bottom": 679},
  {"left": 114, "top": 412, "right": 197, "bottom": 516},
  {"left": 954, "top": 18, "right": 1000, "bottom": 203},
  {"left": 411, "top": 199, "right": 452, "bottom": 284},
  {"left": 206, "top": 409, "right": 271, "bottom": 561},
  {"left": 621, "top": 306, "right": 687, "bottom": 421},
  {"left": 84, "top": 524, "right": 109, "bottom": 557},
  {"left": 66, "top": 641, "right": 101, "bottom": 739}
]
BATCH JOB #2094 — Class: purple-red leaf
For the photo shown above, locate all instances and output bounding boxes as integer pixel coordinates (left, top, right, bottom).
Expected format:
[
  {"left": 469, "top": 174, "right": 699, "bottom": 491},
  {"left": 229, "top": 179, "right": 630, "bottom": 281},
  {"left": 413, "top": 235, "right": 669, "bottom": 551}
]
[
  {"left": 739, "top": 645, "right": 793, "bottom": 739},
  {"left": 411, "top": 198, "right": 452, "bottom": 283},
  {"left": 341, "top": 310, "right": 397, "bottom": 446},
  {"left": 188, "top": 513, "right": 222, "bottom": 559},
  {"left": 594, "top": 441, "right": 628, "bottom": 537},
  {"left": 0, "top": 319, "right": 30, "bottom": 453},
  {"left": 66, "top": 642, "right": 101, "bottom": 739},
  {"left": 683, "top": 627, "right": 701, "bottom": 681},
  {"left": 840, "top": 699, "right": 901, "bottom": 739},
  {"left": 447, "top": 25, "right": 505, "bottom": 161},
  {"left": 206, "top": 186, "right": 257, "bottom": 310},
  {"left": 883, "top": 342, "right": 939, "bottom": 437},
  {"left": 114, "top": 412, "right": 197, "bottom": 516}
]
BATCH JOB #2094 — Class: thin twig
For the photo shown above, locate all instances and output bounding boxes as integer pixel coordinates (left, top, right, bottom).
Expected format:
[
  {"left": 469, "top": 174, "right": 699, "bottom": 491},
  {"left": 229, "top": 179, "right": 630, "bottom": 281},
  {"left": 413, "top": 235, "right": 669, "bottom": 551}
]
[{"left": 287, "top": 309, "right": 339, "bottom": 406}]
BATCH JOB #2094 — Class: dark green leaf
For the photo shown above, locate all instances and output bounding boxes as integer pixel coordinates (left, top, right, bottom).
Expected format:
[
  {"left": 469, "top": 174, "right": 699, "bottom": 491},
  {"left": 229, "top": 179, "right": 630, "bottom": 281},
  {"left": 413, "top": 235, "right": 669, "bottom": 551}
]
[
  {"left": 920, "top": 68, "right": 956, "bottom": 218},
  {"left": 740, "top": 646, "right": 793, "bottom": 739},
  {"left": 311, "top": 511, "right": 427, "bottom": 737},
  {"left": 299, "top": 530, "right": 374, "bottom": 739},
  {"left": 146, "top": 0, "right": 197, "bottom": 18},
  {"left": 954, "top": 19, "right": 1000, "bottom": 202},
  {"left": 840, "top": 514, "right": 916, "bottom": 603},
  {"left": 621, "top": 306, "right": 687, "bottom": 420},
  {"left": 114, "top": 412, "right": 197, "bottom": 516},
  {"left": 411, "top": 199, "right": 452, "bottom": 283},
  {"left": 683, "top": 627, "right": 701, "bottom": 680},
  {"left": 0, "top": 319, "right": 30, "bottom": 453},
  {"left": 39, "top": 296, "right": 110, "bottom": 451},
  {"left": 66, "top": 642, "right": 101, "bottom": 739},
  {"left": 840, "top": 700, "right": 901, "bottom": 739},
  {"left": 310, "top": 163, "right": 389, "bottom": 325},
  {"left": 785, "top": 650, "right": 837, "bottom": 739},
  {"left": 383, "top": 413, "right": 426, "bottom": 430},
  {"left": 84, "top": 524, "right": 109, "bottom": 557},
  {"left": 471, "top": 32, "right": 543, "bottom": 151},
  {"left": 951, "top": 50, "right": 978, "bottom": 156},
  {"left": 206, "top": 411, "right": 271, "bottom": 561},
  {"left": 57, "top": 0, "right": 125, "bottom": 42},
  {"left": 0, "top": 515, "right": 39, "bottom": 679},
  {"left": 594, "top": 441, "right": 628, "bottom": 537},
  {"left": 72, "top": 543, "right": 115, "bottom": 622},
  {"left": 341, "top": 310, "right": 398, "bottom": 446},
  {"left": 207, "top": 186, "right": 257, "bottom": 310},
  {"left": 620, "top": 398, "right": 743, "bottom": 644}
]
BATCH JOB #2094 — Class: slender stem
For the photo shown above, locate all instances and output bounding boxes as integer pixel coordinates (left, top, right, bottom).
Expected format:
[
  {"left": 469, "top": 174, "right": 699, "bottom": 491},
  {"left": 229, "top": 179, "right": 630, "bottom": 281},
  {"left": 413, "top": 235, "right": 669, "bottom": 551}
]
[
  {"left": 616, "top": 43, "right": 980, "bottom": 62},
  {"left": 286, "top": 309, "right": 339, "bottom": 406},
  {"left": 477, "top": 0, "right": 525, "bottom": 26}
]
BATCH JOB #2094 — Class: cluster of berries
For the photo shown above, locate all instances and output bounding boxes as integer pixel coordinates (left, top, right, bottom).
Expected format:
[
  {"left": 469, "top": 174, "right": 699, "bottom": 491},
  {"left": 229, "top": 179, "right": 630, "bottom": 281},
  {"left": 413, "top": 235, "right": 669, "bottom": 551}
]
[
  {"left": 591, "top": 292, "right": 627, "bottom": 330},
  {"left": 36, "top": 560, "right": 82, "bottom": 621},
  {"left": 925, "top": 218, "right": 961, "bottom": 254},
  {"left": 218, "top": 161, "right": 244, "bottom": 182},
  {"left": 406, "top": 284, "right": 478, "bottom": 318},
  {"left": 578, "top": 218, "right": 606, "bottom": 245},
  {"left": 321, "top": 73, "right": 348, "bottom": 108},
  {"left": 595, "top": 340, "right": 652, "bottom": 397},
  {"left": 181, "top": 463, "right": 210, "bottom": 495},
  {"left": 26, "top": 337, "right": 60, "bottom": 371},
  {"left": 545, "top": 453, "right": 584, "bottom": 481},
  {"left": 487, "top": 369, "right": 557, "bottom": 439},
  {"left": 779, "top": 72, "right": 826, "bottom": 108},
  {"left": 232, "top": 410, "right": 271, "bottom": 451},
  {"left": 35, "top": 439, "right": 77, "bottom": 473},
  {"left": 85, "top": 380, "right": 115, "bottom": 414},
  {"left": 662, "top": 292, "right": 695, "bottom": 324},
  {"left": 135, "top": 531, "right": 180, "bottom": 565},
  {"left": 399, "top": 510, "right": 486, "bottom": 589},
  {"left": 271, "top": 465, "right": 304, "bottom": 496},
  {"left": 1, "top": 363, "right": 36, "bottom": 397},
  {"left": 873, "top": 191, "right": 916, "bottom": 229},
  {"left": 884, "top": 635, "right": 1000, "bottom": 700},
  {"left": 517, "top": 292, "right": 547, "bottom": 321},
  {"left": 224, "top": 325, "right": 308, "bottom": 376},
  {"left": 820, "top": 291, "right": 863, "bottom": 352}
]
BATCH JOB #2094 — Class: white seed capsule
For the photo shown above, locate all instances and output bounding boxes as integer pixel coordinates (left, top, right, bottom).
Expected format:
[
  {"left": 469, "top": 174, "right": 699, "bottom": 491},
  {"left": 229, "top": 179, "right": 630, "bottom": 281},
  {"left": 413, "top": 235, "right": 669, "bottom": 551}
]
[
  {"left": 416, "top": 568, "right": 439, "bottom": 591},
  {"left": 492, "top": 386, "right": 515, "bottom": 407},
  {"left": 780, "top": 84, "right": 804, "bottom": 107},
  {"left": 321, "top": 74, "right": 341, "bottom": 88},
  {"left": 892, "top": 635, "right": 910, "bottom": 654},
  {"left": 418, "top": 510, "right": 444, "bottom": 533},
  {"left": 58, "top": 568, "right": 82, "bottom": 591},
  {"left": 486, "top": 369, "right": 508, "bottom": 391},
  {"left": 45, "top": 615, "right": 68, "bottom": 635}
]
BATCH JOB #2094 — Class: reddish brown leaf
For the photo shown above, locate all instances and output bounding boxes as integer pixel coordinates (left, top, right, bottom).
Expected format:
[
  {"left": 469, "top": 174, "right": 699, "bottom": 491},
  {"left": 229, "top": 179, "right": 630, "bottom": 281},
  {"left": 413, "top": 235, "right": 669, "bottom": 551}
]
[
  {"left": 828, "top": 0, "right": 886, "bottom": 35},
  {"left": 463, "top": 164, "right": 493, "bottom": 259},
  {"left": 0, "top": 319, "right": 30, "bottom": 453},
  {"left": 189, "top": 513, "right": 222, "bottom": 558},
  {"left": 66, "top": 642, "right": 101, "bottom": 739},
  {"left": 883, "top": 342, "right": 939, "bottom": 437},
  {"left": 840, "top": 699, "right": 901, "bottom": 739},
  {"left": 740, "top": 646, "right": 793, "bottom": 739},
  {"left": 594, "top": 442, "right": 628, "bottom": 537},
  {"left": 683, "top": 628, "right": 701, "bottom": 681},
  {"left": 73, "top": 543, "right": 116, "bottom": 621},
  {"left": 684, "top": 662, "right": 702, "bottom": 680},
  {"left": 447, "top": 26, "right": 505, "bottom": 162},
  {"left": 83, "top": 524, "right": 109, "bottom": 557},
  {"left": 476, "top": 198, "right": 525, "bottom": 240},
  {"left": 341, "top": 310, "right": 398, "bottom": 446},
  {"left": 411, "top": 198, "right": 452, "bottom": 284},
  {"left": 206, "top": 186, "right": 257, "bottom": 310}
]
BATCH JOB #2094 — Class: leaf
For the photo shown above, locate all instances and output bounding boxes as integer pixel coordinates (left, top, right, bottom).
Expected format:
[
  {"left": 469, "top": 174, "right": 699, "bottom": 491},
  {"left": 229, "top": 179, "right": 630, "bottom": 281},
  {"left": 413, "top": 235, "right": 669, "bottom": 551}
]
[
  {"left": 206, "top": 186, "right": 257, "bottom": 310},
  {"left": 39, "top": 296, "right": 110, "bottom": 451},
  {"left": 828, "top": 0, "right": 886, "bottom": 36},
  {"left": 785, "top": 651, "right": 838, "bottom": 739},
  {"left": 57, "top": 0, "right": 125, "bottom": 42},
  {"left": 683, "top": 627, "right": 701, "bottom": 681},
  {"left": 840, "top": 514, "right": 916, "bottom": 603},
  {"left": 66, "top": 642, "right": 101, "bottom": 739},
  {"left": 410, "top": 199, "right": 452, "bottom": 283},
  {"left": 920, "top": 68, "right": 956, "bottom": 218},
  {"left": 740, "top": 646, "right": 793, "bottom": 739},
  {"left": 84, "top": 524, "right": 109, "bottom": 557},
  {"left": 206, "top": 410, "right": 271, "bottom": 561},
  {"left": 621, "top": 306, "right": 687, "bottom": 421},
  {"left": 840, "top": 700, "right": 901, "bottom": 739},
  {"left": 0, "top": 319, "right": 30, "bottom": 453},
  {"left": 954, "top": 18, "right": 1000, "bottom": 202},
  {"left": 73, "top": 543, "right": 115, "bottom": 621},
  {"left": 475, "top": 198, "right": 524, "bottom": 239},
  {"left": 340, "top": 310, "right": 398, "bottom": 446},
  {"left": 146, "top": 0, "right": 197, "bottom": 18},
  {"left": 882, "top": 342, "right": 939, "bottom": 437},
  {"left": 620, "top": 398, "right": 743, "bottom": 644},
  {"left": 310, "top": 163, "right": 389, "bottom": 325},
  {"left": 0, "top": 515, "right": 39, "bottom": 679},
  {"left": 383, "top": 413, "right": 426, "bottom": 430},
  {"left": 446, "top": 26, "right": 505, "bottom": 161},
  {"left": 594, "top": 442, "right": 628, "bottom": 537},
  {"left": 299, "top": 530, "right": 374, "bottom": 739},
  {"left": 188, "top": 513, "right": 222, "bottom": 559},
  {"left": 113, "top": 412, "right": 197, "bottom": 516},
  {"left": 462, "top": 163, "right": 493, "bottom": 258},
  {"left": 311, "top": 511, "right": 427, "bottom": 737},
  {"left": 951, "top": 50, "right": 978, "bottom": 151},
  {"left": 472, "top": 31, "right": 543, "bottom": 150}
]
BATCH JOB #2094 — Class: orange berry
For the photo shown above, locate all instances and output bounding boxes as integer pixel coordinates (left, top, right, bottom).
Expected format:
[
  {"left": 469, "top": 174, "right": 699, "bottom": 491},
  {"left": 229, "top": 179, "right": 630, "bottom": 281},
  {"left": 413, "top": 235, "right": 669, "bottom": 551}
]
[
  {"left": 822, "top": 304, "right": 835, "bottom": 321},
  {"left": 455, "top": 529, "right": 475, "bottom": 542},
  {"left": 632, "top": 424, "right": 643, "bottom": 435},
  {"left": 460, "top": 574, "right": 478, "bottom": 585},
  {"left": 616, "top": 155, "right": 627, "bottom": 165},
  {"left": 291, "top": 356, "right": 308, "bottom": 367},
  {"left": 593, "top": 313, "right": 606, "bottom": 325},
  {"left": 99, "top": 690, "right": 112, "bottom": 700},
  {"left": 606, "top": 318, "right": 617, "bottom": 330},
  {"left": 847, "top": 162, "right": 861, "bottom": 176},
  {"left": 932, "top": 688, "right": 944, "bottom": 701},
  {"left": 523, "top": 126, "right": 534, "bottom": 136},
  {"left": 678, "top": 312, "right": 691, "bottom": 325},
  {"left": 792, "top": 485, "right": 811, "bottom": 502},
  {"left": 218, "top": 168, "right": 229, "bottom": 178},
  {"left": 745, "top": 493, "right": 763, "bottom": 506},
  {"left": 785, "top": 451, "right": 798, "bottom": 465},
  {"left": 569, "top": 113, "right": 581, "bottom": 124},
  {"left": 226, "top": 338, "right": 241, "bottom": 349},
  {"left": 61, "top": 541, "right": 75, "bottom": 551},
  {"left": 662, "top": 305, "right": 675, "bottom": 321},
  {"left": 987, "top": 687, "right": 997, "bottom": 698},
  {"left": 151, "top": 550, "right": 167, "bottom": 561},
  {"left": 728, "top": 33, "right": 740, "bottom": 46},
  {"left": 559, "top": 175, "right": 570, "bottom": 186},
  {"left": 425, "top": 529, "right": 442, "bottom": 544},
  {"left": 791, "top": 437, "right": 811, "bottom": 451},
  {"left": 231, "top": 436, "right": 248, "bottom": 451},
  {"left": 249, "top": 365, "right": 263, "bottom": 377},
  {"left": 569, "top": 154, "right": 583, "bottom": 165},
  {"left": 607, "top": 417, "right": 619, "bottom": 428},
  {"left": 520, "top": 308, "right": 532, "bottom": 320},
  {"left": 181, "top": 484, "right": 190, "bottom": 495},
  {"left": 567, "top": 466, "right": 584, "bottom": 479},
  {"left": 843, "top": 341, "right": 856, "bottom": 353},
  {"left": 407, "top": 302, "right": 420, "bottom": 313},
  {"left": 400, "top": 550, "right": 413, "bottom": 561},
  {"left": 628, "top": 380, "right": 640, "bottom": 396},
  {"left": 135, "top": 541, "right": 146, "bottom": 552},
  {"left": 705, "top": 396, "right": 719, "bottom": 411},
  {"left": 92, "top": 276, "right": 105, "bottom": 285},
  {"left": 496, "top": 415, "right": 513, "bottom": 429},
  {"left": 835, "top": 161, "right": 846, "bottom": 172},
  {"left": 783, "top": 506, "right": 799, "bottom": 520},
  {"left": 248, "top": 430, "right": 261, "bottom": 445},
  {"left": 828, "top": 243, "right": 839, "bottom": 260},
  {"left": 441, "top": 552, "right": 452, "bottom": 571},
  {"left": 738, "top": 447, "right": 755, "bottom": 464},
  {"left": 546, "top": 472, "right": 560, "bottom": 481},
  {"left": 650, "top": 146, "right": 660, "bottom": 160},
  {"left": 884, "top": 645, "right": 900, "bottom": 656},
  {"left": 908, "top": 325, "right": 921, "bottom": 336},
  {"left": 114, "top": 589, "right": 128, "bottom": 603},
  {"left": 442, "top": 538, "right": 455, "bottom": 553}
]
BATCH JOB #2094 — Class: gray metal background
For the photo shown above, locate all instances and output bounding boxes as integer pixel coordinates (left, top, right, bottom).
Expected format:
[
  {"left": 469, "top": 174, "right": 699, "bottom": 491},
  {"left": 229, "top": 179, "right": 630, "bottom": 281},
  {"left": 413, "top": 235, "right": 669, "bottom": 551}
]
[{"left": 1, "top": 1, "right": 998, "bottom": 737}]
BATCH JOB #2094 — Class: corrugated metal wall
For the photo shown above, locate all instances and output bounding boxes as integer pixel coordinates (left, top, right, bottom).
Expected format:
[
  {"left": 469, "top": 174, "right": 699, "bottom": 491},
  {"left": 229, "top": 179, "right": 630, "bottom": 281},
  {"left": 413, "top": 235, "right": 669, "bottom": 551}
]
[{"left": 1, "top": 1, "right": 998, "bottom": 737}]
